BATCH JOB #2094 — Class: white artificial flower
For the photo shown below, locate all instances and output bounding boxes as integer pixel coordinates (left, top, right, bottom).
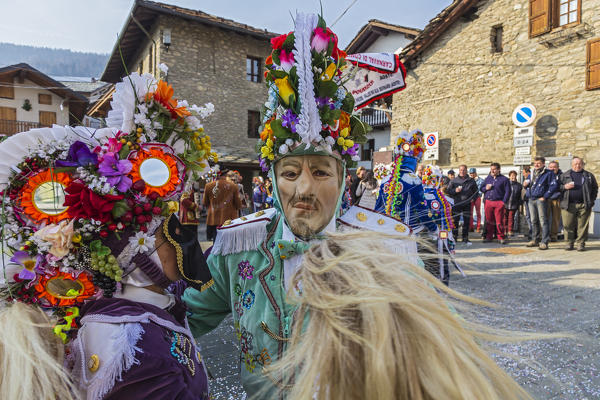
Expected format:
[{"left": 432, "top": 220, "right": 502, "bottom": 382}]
[
  {"left": 351, "top": 155, "right": 360, "bottom": 161},
  {"left": 285, "top": 138, "right": 294, "bottom": 146},
  {"left": 153, "top": 121, "right": 163, "bottom": 130},
  {"left": 129, "top": 231, "right": 156, "bottom": 254},
  {"left": 106, "top": 73, "right": 157, "bottom": 133},
  {"left": 325, "top": 136, "right": 335, "bottom": 145},
  {"left": 279, "top": 144, "right": 289, "bottom": 155},
  {"left": 185, "top": 116, "right": 202, "bottom": 130},
  {"left": 158, "top": 63, "right": 169, "bottom": 74},
  {"left": 177, "top": 100, "right": 189, "bottom": 108}
]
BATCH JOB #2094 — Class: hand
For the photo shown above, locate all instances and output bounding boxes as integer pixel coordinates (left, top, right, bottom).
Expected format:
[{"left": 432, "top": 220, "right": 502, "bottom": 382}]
[
  {"left": 456, "top": 186, "right": 462, "bottom": 192},
  {"left": 565, "top": 182, "right": 575, "bottom": 190},
  {"left": 486, "top": 184, "right": 492, "bottom": 190},
  {"left": 539, "top": 197, "right": 545, "bottom": 201},
  {"left": 523, "top": 180, "right": 529, "bottom": 187}
]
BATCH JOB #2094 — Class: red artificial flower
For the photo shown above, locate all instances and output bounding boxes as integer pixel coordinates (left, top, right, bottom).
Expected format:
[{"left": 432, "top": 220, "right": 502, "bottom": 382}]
[
  {"left": 64, "top": 182, "right": 124, "bottom": 223},
  {"left": 271, "top": 32, "right": 291, "bottom": 50}
]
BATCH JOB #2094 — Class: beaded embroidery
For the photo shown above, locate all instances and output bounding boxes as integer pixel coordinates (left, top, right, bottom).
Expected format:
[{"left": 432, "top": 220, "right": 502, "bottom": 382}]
[
  {"left": 242, "top": 290, "right": 255, "bottom": 309},
  {"left": 234, "top": 283, "right": 242, "bottom": 297},
  {"left": 238, "top": 260, "right": 254, "bottom": 280},
  {"left": 169, "top": 332, "right": 196, "bottom": 376}
]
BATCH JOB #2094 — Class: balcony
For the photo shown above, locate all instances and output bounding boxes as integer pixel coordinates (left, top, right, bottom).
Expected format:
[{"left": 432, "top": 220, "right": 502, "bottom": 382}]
[
  {"left": 0, "top": 120, "right": 42, "bottom": 135},
  {"left": 359, "top": 108, "right": 391, "bottom": 128}
]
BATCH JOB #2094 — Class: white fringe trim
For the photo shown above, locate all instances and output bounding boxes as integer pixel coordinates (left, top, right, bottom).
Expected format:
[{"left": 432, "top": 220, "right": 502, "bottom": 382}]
[
  {"left": 293, "top": 13, "right": 321, "bottom": 147},
  {"left": 85, "top": 323, "right": 145, "bottom": 400},
  {"left": 211, "top": 220, "right": 270, "bottom": 256}
]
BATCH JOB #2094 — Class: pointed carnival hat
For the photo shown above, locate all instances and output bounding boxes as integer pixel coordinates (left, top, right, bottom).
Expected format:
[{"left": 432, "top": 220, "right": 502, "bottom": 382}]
[
  {"left": 0, "top": 68, "right": 215, "bottom": 342},
  {"left": 257, "top": 13, "right": 371, "bottom": 171}
]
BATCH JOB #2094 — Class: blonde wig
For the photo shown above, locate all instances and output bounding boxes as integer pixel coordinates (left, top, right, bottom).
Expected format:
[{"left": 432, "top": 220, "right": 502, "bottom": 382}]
[
  {"left": 265, "top": 231, "right": 536, "bottom": 400},
  {"left": 0, "top": 302, "right": 78, "bottom": 400}
]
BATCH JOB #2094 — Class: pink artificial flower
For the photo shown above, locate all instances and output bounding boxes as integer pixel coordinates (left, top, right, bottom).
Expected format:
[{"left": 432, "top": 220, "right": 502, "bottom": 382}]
[
  {"left": 311, "top": 27, "right": 332, "bottom": 53},
  {"left": 279, "top": 50, "right": 295, "bottom": 72}
]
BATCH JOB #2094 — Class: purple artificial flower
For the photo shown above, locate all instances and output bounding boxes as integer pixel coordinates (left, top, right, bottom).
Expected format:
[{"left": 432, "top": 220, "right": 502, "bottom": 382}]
[
  {"left": 342, "top": 143, "right": 360, "bottom": 156},
  {"left": 315, "top": 96, "right": 335, "bottom": 110},
  {"left": 10, "top": 251, "right": 41, "bottom": 280},
  {"left": 97, "top": 153, "right": 133, "bottom": 192},
  {"left": 56, "top": 141, "right": 98, "bottom": 168},
  {"left": 259, "top": 157, "right": 269, "bottom": 172},
  {"left": 281, "top": 109, "right": 299, "bottom": 133}
]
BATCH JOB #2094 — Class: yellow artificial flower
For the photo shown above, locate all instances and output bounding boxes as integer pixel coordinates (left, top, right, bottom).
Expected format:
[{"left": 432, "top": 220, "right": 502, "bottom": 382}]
[
  {"left": 344, "top": 139, "right": 354, "bottom": 148},
  {"left": 274, "top": 77, "right": 295, "bottom": 106},
  {"left": 321, "top": 63, "right": 337, "bottom": 81},
  {"left": 340, "top": 127, "right": 349, "bottom": 138},
  {"left": 72, "top": 233, "right": 82, "bottom": 244},
  {"left": 337, "top": 137, "right": 345, "bottom": 146}
]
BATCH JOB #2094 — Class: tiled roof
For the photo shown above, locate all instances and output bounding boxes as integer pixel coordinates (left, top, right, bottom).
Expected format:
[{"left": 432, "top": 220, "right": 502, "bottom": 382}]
[{"left": 346, "top": 19, "right": 421, "bottom": 53}]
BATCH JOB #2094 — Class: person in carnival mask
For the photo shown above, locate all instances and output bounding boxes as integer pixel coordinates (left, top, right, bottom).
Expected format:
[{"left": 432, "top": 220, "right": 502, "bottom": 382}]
[
  {"left": 0, "top": 71, "right": 216, "bottom": 399},
  {"left": 183, "top": 13, "right": 415, "bottom": 397}
]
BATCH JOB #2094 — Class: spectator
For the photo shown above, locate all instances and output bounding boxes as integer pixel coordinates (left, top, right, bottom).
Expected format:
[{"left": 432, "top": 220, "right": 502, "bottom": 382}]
[
  {"left": 446, "top": 165, "right": 479, "bottom": 243},
  {"left": 228, "top": 170, "right": 248, "bottom": 216},
  {"left": 203, "top": 169, "right": 242, "bottom": 241},
  {"left": 469, "top": 168, "right": 483, "bottom": 233},
  {"left": 252, "top": 176, "right": 267, "bottom": 211},
  {"left": 447, "top": 170, "right": 456, "bottom": 180},
  {"left": 524, "top": 156, "right": 557, "bottom": 250},
  {"left": 520, "top": 166, "right": 533, "bottom": 240},
  {"left": 416, "top": 164, "right": 424, "bottom": 178},
  {"left": 559, "top": 157, "right": 599, "bottom": 251},
  {"left": 547, "top": 161, "right": 563, "bottom": 242},
  {"left": 356, "top": 170, "right": 379, "bottom": 209},
  {"left": 504, "top": 171, "right": 523, "bottom": 237},
  {"left": 480, "top": 162, "right": 510, "bottom": 244},
  {"left": 265, "top": 177, "right": 274, "bottom": 207},
  {"left": 350, "top": 166, "right": 366, "bottom": 204}
]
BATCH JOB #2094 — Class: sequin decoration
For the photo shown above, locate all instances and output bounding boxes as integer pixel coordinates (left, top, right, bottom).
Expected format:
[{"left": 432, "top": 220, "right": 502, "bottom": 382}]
[
  {"left": 234, "top": 301, "right": 244, "bottom": 317},
  {"left": 238, "top": 260, "right": 254, "bottom": 280},
  {"left": 234, "top": 283, "right": 242, "bottom": 297},
  {"left": 169, "top": 332, "right": 196, "bottom": 376},
  {"left": 242, "top": 290, "right": 255, "bottom": 309}
]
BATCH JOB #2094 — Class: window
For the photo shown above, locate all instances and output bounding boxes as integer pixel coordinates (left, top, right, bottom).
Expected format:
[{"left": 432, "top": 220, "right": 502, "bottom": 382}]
[
  {"left": 39, "top": 111, "right": 57, "bottom": 127},
  {"left": 529, "top": 0, "right": 581, "bottom": 38},
  {"left": 247, "top": 110, "right": 261, "bottom": 138},
  {"left": 491, "top": 25, "right": 503, "bottom": 53},
  {"left": 361, "top": 139, "right": 375, "bottom": 161},
  {"left": 0, "top": 77, "right": 14, "bottom": 99},
  {"left": 586, "top": 38, "right": 600, "bottom": 90},
  {"left": 246, "top": 57, "right": 261, "bottom": 83},
  {"left": 38, "top": 93, "right": 52, "bottom": 105},
  {"left": 556, "top": 0, "right": 580, "bottom": 26}
]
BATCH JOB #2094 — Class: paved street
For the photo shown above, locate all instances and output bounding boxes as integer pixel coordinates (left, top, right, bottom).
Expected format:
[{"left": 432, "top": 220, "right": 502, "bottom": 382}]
[{"left": 197, "top": 231, "right": 600, "bottom": 400}]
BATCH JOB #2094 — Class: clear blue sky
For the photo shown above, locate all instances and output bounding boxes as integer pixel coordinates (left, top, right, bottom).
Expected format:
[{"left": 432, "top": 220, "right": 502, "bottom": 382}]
[{"left": 0, "top": 0, "right": 451, "bottom": 54}]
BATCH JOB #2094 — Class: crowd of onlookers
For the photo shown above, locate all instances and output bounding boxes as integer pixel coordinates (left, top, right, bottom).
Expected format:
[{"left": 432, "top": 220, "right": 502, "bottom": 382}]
[{"left": 433, "top": 157, "right": 598, "bottom": 251}]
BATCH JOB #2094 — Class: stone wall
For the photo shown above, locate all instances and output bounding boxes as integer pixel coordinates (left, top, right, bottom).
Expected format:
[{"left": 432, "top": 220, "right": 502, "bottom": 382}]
[{"left": 392, "top": 0, "right": 600, "bottom": 175}]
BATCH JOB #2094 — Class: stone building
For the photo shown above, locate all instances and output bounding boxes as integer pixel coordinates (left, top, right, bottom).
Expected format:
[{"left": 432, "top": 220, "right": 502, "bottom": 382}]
[
  {"left": 345, "top": 20, "right": 421, "bottom": 170},
  {"left": 392, "top": 0, "right": 600, "bottom": 176},
  {"left": 0, "top": 63, "right": 87, "bottom": 135},
  {"left": 99, "top": 0, "right": 277, "bottom": 178}
]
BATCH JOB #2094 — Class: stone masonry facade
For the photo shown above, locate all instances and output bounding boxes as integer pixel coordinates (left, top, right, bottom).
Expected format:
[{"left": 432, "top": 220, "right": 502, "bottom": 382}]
[
  {"left": 392, "top": 0, "right": 600, "bottom": 175},
  {"left": 129, "top": 14, "right": 274, "bottom": 163}
]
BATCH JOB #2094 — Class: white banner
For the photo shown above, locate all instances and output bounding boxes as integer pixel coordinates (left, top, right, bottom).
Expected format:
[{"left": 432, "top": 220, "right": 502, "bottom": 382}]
[{"left": 344, "top": 53, "right": 407, "bottom": 110}]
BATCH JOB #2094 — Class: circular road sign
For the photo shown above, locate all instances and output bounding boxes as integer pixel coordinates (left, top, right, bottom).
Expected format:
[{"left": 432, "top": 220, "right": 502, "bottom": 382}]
[
  {"left": 426, "top": 133, "right": 437, "bottom": 147},
  {"left": 512, "top": 103, "right": 537, "bottom": 127}
]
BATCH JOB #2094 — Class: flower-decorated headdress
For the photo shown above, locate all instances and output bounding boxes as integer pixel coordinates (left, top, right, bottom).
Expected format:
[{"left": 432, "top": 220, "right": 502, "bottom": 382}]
[
  {"left": 394, "top": 129, "right": 426, "bottom": 160},
  {"left": 422, "top": 165, "right": 443, "bottom": 188},
  {"left": 0, "top": 69, "right": 214, "bottom": 342},
  {"left": 258, "top": 13, "right": 371, "bottom": 171}
]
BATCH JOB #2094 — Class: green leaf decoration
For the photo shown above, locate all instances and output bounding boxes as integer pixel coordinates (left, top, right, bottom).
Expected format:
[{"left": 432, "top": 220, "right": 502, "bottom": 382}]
[
  {"left": 282, "top": 33, "right": 295, "bottom": 51},
  {"left": 317, "top": 80, "right": 338, "bottom": 98},
  {"left": 272, "top": 50, "right": 281, "bottom": 66},
  {"left": 341, "top": 92, "right": 355, "bottom": 113},
  {"left": 350, "top": 115, "right": 371, "bottom": 143},
  {"left": 270, "top": 119, "right": 292, "bottom": 139},
  {"left": 111, "top": 200, "right": 129, "bottom": 219},
  {"left": 118, "top": 144, "right": 130, "bottom": 159},
  {"left": 317, "top": 15, "right": 326, "bottom": 29},
  {"left": 271, "top": 70, "right": 287, "bottom": 80}
]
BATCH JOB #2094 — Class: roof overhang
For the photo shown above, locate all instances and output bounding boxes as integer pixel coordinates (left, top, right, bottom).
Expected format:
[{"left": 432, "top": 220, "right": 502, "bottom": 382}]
[{"left": 346, "top": 20, "right": 421, "bottom": 54}]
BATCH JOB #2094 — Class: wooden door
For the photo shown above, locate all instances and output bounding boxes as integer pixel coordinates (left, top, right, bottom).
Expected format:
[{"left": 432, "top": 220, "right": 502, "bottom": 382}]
[
  {"left": 39, "top": 111, "right": 56, "bottom": 127},
  {"left": 0, "top": 107, "right": 17, "bottom": 134}
]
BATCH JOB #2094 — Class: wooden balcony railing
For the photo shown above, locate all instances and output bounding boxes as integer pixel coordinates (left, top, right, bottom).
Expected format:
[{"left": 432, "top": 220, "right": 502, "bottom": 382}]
[{"left": 0, "top": 120, "right": 42, "bottom": 135}]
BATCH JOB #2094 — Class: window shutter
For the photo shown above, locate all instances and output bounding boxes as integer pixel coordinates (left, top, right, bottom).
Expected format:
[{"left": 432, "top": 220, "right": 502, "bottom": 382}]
[
  {"left": 529, "top": 0, "right": 552, "bottom": 38},
  {"left": 0, "top": 77, "right": 14, "bottom": 99},
  {"left": 586, "top": 38, "right": 600, "bottom": 90},
  {"left": 39, "top": 111, "right": 57, "bottom": 127}
]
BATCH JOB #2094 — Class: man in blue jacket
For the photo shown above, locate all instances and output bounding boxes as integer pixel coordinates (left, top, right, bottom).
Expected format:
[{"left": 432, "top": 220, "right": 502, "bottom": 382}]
[{"left": 523, "top": 156, "right": 558, "bottom": 249}]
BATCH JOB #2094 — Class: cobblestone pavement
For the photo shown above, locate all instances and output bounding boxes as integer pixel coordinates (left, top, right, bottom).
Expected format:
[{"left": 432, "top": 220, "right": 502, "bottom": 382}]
[{"left": 197, "top": 231, "right": 600, "bottom": 400}]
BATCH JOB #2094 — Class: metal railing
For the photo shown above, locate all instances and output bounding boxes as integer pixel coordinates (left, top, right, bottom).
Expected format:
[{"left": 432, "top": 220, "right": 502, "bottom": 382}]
[
  {"left": 359, "top": 109, "right": 390, "bottom": 128},
  {"left": 0, "top": 120, "right": 42, "bottom": 135}
]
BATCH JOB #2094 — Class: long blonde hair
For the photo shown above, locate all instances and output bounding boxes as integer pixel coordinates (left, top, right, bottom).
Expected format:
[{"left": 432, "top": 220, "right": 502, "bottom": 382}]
[
  {"left": 0, "top": 302, "right": 78, "bottom": 400},
  {"left": 265, "top": 231, "right": 535, "bottom": 400}
]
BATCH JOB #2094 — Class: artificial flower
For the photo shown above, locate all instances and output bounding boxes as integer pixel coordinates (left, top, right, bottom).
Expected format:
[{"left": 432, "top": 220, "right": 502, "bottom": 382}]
[
  {"left": 339, "top": 111, "right": 350, "bottom": 130},
  {"left": 266, "top": 55, "right": 273, "bottom": 65},
  {"left": 321, "top": 63, "right": 337, "bottom": 81},
  {"left": 106, "top": 72, "right": 157, "bottom": 133},
  {"left": 311, "top": 27, "right": 334, "bottom": 53},
  {"left": 279, "top": 50, "right": 295, "bottom": 72},
  {"left": 64, "top": 182, "right": 124, "bottom": 223},
  {"left": 94, "top": 137, "right": 123, "bottom": 162},
  {"left": 55, "top": 141, "right": 98, "bottom": 168},
  {"left": 260, "top": 122, "right": 274, "bottom": 141},
  {"left": 129, "top": 231, "right": 156, "bottom": 254},
  {"left": 10, "top": 251, "right": 41, "bottom": 280},
  {"left": 271, "top": 32, "right": 289, "bottom": 50},
  {"left": 148, "top": 80, "right": 191, "bottom": 119},
  {"left": 274, "top": 77, "right": 295, "bottom": 106},
  {"left": 158, "top": 63, "right": 169, "bottom": 74},
  {"left": 98, "top": 153, "right": 133, "bottom": 192},
  {"left": 281, "top": 110, "right": 299, "bottom": 133},
  {"left": 33, "top": 219, "right": 75, "bottom": 259}
]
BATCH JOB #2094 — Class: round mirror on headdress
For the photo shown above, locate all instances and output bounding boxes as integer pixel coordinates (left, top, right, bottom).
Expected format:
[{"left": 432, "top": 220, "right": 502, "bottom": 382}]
[
  {"left": 18, "top": 169, "right": 72, "bottom": 225},
  {"left": 129, "top": 144, "right": 185, "bottom": 198},
  {"left": 34, "top": 271, "right": 95, "bottom": 307}
]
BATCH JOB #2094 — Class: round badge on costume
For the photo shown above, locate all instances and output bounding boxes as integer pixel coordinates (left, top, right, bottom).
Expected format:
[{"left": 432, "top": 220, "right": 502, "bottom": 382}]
[{"left": 431, "top": 200, "right": 441, "bottom": 211}]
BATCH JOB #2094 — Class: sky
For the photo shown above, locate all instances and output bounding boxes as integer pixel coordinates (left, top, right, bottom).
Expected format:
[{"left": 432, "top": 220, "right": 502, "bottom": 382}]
[{"left": 0, "top": 0, "right": 451, "bottom": 54}]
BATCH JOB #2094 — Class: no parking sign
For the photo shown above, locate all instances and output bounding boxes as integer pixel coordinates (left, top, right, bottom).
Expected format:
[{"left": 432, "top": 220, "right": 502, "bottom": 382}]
[
  {"left": 424, "top": 132, "right": 439, "bottom": 161},
  {"left": 512, "top": 103, "right": 537, "bottom": 127}
]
